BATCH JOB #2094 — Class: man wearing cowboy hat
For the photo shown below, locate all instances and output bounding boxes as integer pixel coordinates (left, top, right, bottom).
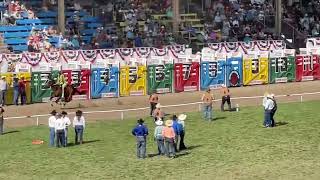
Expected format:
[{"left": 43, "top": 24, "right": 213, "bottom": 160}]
[
  {"left": 201, "top": 89, "right": 214, "bottom": 121},
  {"left": 220, "top": 84, "right": 232, "bottom": 111},
  {"left": 178, "top": 114, "right": 187, "bottom": 150},
  {"left": 172, "top": 115, "right": 183, "bottom": 152},
  {"left": 0, "top": 76, "right": 8, "bottom": 106},
  {"left": 263, "top": 93, "right": 275, "bottom": 128},
  {"left": 73, "top": 110, "right": 86, "bottom": 145},
  {"left": 152, "top": 103, "right": 164, "bottom": 121},
  {"left": 132, "top": 119, "right": 149, "bottom": 159},
  {"left": 154, "top": 120, "right": 165, "bottom": 155},
  {"left": 48, "top": 110, "right": 57, "bottom": 147},
  {"left": 61, "top": 111, "right": 71, "bottom": 146},
  {"left": 162, "top": 120, "right": 176, "bottom": 158},
  {"left": 55, "top": 113, "right": 66, "bottom": 147}
]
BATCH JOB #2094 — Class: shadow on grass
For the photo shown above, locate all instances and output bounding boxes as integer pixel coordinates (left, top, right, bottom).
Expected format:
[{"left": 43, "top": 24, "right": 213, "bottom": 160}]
[
  {"left": 67, "top": 140, "right": 101, "bottom": 147},
  {"left": 175, "top": 152, "right": 190, "bottom": 158},
  {"left": 213, "top": 117, "right": 226, "bottom": 121},
  {"left": 185, "top": 144, "right": 203, "bottom": 150},
  {"left": 2, "top": 130, "right": 20, "bottom": 135},
  {"left": 275, "top": 121, "right": 288, "bottom": 126}
]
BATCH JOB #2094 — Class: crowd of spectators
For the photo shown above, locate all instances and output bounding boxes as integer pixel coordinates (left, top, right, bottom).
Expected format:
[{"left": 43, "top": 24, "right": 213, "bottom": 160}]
[
  {"left": 5, "top": 0, "right": 315, "bottom": 53},
  {"left": 1, "top": 0, "right": 36, "bottom": 26},
  {"left": 283, "top": 0, "right": 320, "bottom": 37}
]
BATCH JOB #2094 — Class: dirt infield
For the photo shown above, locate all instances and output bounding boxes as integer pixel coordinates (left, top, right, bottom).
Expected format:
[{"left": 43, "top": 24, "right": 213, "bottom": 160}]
[{"left": 3, "top": 81, "right": 320, "bottom": 128}]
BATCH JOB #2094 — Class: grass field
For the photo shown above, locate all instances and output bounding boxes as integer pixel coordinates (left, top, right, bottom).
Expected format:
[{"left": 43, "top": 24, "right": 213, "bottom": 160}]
[{"left": 1, "top": 101, "right": 320, "bottom": 180}]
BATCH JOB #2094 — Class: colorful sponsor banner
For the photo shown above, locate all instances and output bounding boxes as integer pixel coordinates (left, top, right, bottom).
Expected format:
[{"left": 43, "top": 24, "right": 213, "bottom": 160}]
[
  {"left": 243, "top": 51, "right": 269, "bottom": 85},
  {"left": 269, "top": 49, "right": 296, "bottom": 83},
  {"left": 226, "top": 52, "right": 243, "bottom": 87}
]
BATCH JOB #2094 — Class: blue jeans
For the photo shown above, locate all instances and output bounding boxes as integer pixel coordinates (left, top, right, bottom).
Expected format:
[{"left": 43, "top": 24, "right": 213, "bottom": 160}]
[
  {"left": 156, "top": 138, "right": 165, "bottom": 155},
  {"left": 264, "top": 110, "right": 272, "bottom": 127},
  {"left": 13, "top": 90, "right": 19, "bottom": 105},
  {"left": 203, "top": 105, "right": 213, "bottom": 121},
  {"left": 136, "top": 136, "right": 146, "bottom": 158},
  {"left": 75, "top": 125, "right": 84, "bottom": 144},
  {"left": 49, "top": 127, "right": 55, "bottom": 147},
  {"left": 0, "top": 90, "right": 6, "bottom": 106},
  {"left": 164, "top": 137, "right": 175, "bottom": 157},
  {"left": 64, "top": 128, "right": 68, "bottom": 146},
  {"left": 56, "top": 129, "right": 65, "bottom": 147}
]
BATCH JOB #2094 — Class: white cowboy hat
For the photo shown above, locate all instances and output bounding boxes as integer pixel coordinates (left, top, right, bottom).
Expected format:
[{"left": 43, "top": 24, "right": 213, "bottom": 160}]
[
  {"left": 267, "top": 94, "right": 273, "bottom": 98},
  {"left": 155, "top": 120, "right": 163, "bottom": 126},
  {"left": 270, "top": 94, "right": 275, "bottom": 98},
  {"left": 155, "top": 103, "right": 161, "bottom": 108},
  {"left": 178, "top": 114, "right": 187, "bottom": 121},
  {"left": 221, "top": 84, "right": 226, "bottom": 87},
  {"left": 165, "top": 120, "right": 173, "bottom": 127}
]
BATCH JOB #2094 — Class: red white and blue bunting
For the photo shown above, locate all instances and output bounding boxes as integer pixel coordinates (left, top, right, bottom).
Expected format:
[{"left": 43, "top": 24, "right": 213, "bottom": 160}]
[
  {"left": 99, "top": 49, "right": 116, "bottom": 59},
  {"left": 43, "top": 51, "right": 60, "bottom": 63},
  {"left": 208, "top": 40, "right": 285, "bottom": 54},
  {"left": 135, "top": 47, "right": 151, "bottom": 57},
  {"left": 81, "top": 50, "right": 97, "bottom": 62},
  {"left": 61, "top": 50, "right": 79, "bottom": 62},
  {"left": 152, "top": 48, "right": 167, "bottom": 56},
  {"left": 3, "top": 54, "right": 23, "bottom": 63},
  {"left": 23, "top": 52, "right": 42, "bottom": 66}
]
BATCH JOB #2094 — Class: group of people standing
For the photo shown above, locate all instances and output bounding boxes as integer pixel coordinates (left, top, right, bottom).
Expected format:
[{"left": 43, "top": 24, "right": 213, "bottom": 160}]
[
  {"left": 201, "top": 85, "right": 232, "bottom": 121},
  {"left": 0, "top": 76, "right": 27, "bottom": 106},
  {"left": 48, "top": 110, "right": 85, "bottom": 147},
  {"left": 132, "top": 114, "right": 187, "bottom": 159}
]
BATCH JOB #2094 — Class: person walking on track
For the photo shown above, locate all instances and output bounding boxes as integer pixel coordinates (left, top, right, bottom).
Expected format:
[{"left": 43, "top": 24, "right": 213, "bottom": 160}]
[
  {"left": 149, "top": 92, "right": 159, "bottom": 117},
  {"left": 221, "top": 84, "right": 232, "bottom": 111},
  {"left": 201, "top": 89, "right": 214, "bottom": 121}
]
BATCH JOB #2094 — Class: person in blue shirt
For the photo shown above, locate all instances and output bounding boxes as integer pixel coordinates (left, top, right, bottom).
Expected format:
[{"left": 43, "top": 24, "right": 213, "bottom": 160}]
[
  {"left": 12, "top": 77, "right": 19, "bottom": 106},
  {"left": 131, "top": 119, "right": 148, "bottom": 159},
  {"left": 172, "top": 115, "right": 183, "bottom": 152}
]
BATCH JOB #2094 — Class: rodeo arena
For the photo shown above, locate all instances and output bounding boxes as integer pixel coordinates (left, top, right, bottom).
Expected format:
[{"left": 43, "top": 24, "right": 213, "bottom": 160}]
[{"left": 1, "top": 0, "right": 320, "bottom": 179}]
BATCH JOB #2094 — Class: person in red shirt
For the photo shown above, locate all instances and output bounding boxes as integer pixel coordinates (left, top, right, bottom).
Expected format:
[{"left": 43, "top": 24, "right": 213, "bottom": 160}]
[{"left": 18, "top": 77, "right": 27, "bottom": 105}]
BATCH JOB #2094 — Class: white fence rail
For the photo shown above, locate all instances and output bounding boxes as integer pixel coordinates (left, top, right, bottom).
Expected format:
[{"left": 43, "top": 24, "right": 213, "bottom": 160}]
[{"left": 4, "top": 92, "right": 320, "bottom": 126}]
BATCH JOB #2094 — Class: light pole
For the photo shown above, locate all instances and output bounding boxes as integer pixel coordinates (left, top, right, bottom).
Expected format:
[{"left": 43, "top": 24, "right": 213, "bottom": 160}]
[
  {"left": 58, "top": 0, "right": 65, "bottom": 35},
  {"left": 275, "top": 0, "right": 282, "bottom": 36}
]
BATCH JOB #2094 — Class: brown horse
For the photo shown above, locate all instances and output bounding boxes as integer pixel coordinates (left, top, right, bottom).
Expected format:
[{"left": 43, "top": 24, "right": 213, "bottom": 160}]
[{"left": 47, "top": 79, "right": 76, "bottom": 106}]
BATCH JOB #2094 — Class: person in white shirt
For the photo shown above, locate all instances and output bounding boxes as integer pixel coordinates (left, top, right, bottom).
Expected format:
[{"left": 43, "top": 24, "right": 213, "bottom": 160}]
[
  {"left": 55, "top": 113, "right": 66, "bottom": 147},
  {"left": 263, "top": 94, "right": 274, "bottom": 128},
  {"left": 61, "top": 111, "right": 71, "bottom": 146},
  {"left": 0, "top": 76, "right": 8, "bottom": 106},
  {"left": 73, "top": 110, "right": 85, "bottom": 145},
  {"left": 48, "top": 110, "right": 57, "bottom": 147}
]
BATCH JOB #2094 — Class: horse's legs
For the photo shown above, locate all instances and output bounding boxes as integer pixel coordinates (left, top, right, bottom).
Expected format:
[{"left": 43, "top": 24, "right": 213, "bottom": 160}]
[{"left": 50, "top": 96, "right": 54, "bottom": 107}]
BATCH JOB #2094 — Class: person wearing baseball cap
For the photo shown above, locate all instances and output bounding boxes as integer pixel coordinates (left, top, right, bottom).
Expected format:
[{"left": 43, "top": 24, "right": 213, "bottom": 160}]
[{"left": 131, "top": 119, "right": 148, "bottom": 159}]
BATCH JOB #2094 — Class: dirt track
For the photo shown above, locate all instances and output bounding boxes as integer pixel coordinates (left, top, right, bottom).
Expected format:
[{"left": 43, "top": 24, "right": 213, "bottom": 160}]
[{"left": 3, "top": 81, "right": 320, "bottom": 128}]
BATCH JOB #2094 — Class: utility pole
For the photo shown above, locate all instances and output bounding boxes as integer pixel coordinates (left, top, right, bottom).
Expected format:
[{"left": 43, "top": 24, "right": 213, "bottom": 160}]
[
  {"left": 275, "top": 0, "right": 282, "bottom": 36},
  {"left": 58, "top": 0, "right": 65, "bottom": 35},
  {"left": 172, "top": 0, "right": 180, "bottom": 35}
]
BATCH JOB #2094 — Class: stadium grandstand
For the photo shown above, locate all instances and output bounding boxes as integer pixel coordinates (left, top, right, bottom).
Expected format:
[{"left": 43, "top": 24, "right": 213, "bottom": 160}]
[{"left": 0, "top": 0, "right": 315, "bottom": 53}]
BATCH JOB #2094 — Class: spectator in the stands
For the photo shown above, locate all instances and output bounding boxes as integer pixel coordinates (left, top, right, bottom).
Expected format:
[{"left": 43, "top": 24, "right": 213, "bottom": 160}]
[
  {"left": 134, "top": 33, "right": 143, "bottom": 47},
  {"left": 71, "top": 35, "right": 80, "bottom": 50}
]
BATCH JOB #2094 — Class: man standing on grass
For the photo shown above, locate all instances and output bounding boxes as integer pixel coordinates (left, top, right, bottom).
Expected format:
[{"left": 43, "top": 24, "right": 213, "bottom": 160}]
[
  {"left": 61, "top": 111, "right": 71, "bottom": 146},
  {"left": 132, "top": 119, "right": 148, "bottom": 159},
  {"left": 220, "top": 84, "right": 232, "bottom": 111},
  {"left": 201, "top": 89, "right": 214, "bottom": 121},
  {"left": 149, "top": 92, "right": 159, "bottom": 117},
  {"left": 172, "top": 115, "right": 183, "bottom": 152},
  {"left": 55, "top": 113, "right": 66, "bottom": 147},
  {"left": 0, "top": 106, "right": 4, "bottom": 135},
  {"left": 48, "top": 110, "right": 57, "bottom": 147},
  {"left": 270, "top": 94, "right": 277, "bottom": 127},
  {"left": 263, "top": 94, "right": 274, "bottom": 128},
  {"left": 0, "top": 76, "right": 8, "bottom": 106}
]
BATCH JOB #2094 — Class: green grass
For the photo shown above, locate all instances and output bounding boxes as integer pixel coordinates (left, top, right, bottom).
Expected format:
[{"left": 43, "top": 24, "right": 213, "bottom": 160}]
[{"left": 1, "top": 101, "right": 320, "bottom": 180}]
